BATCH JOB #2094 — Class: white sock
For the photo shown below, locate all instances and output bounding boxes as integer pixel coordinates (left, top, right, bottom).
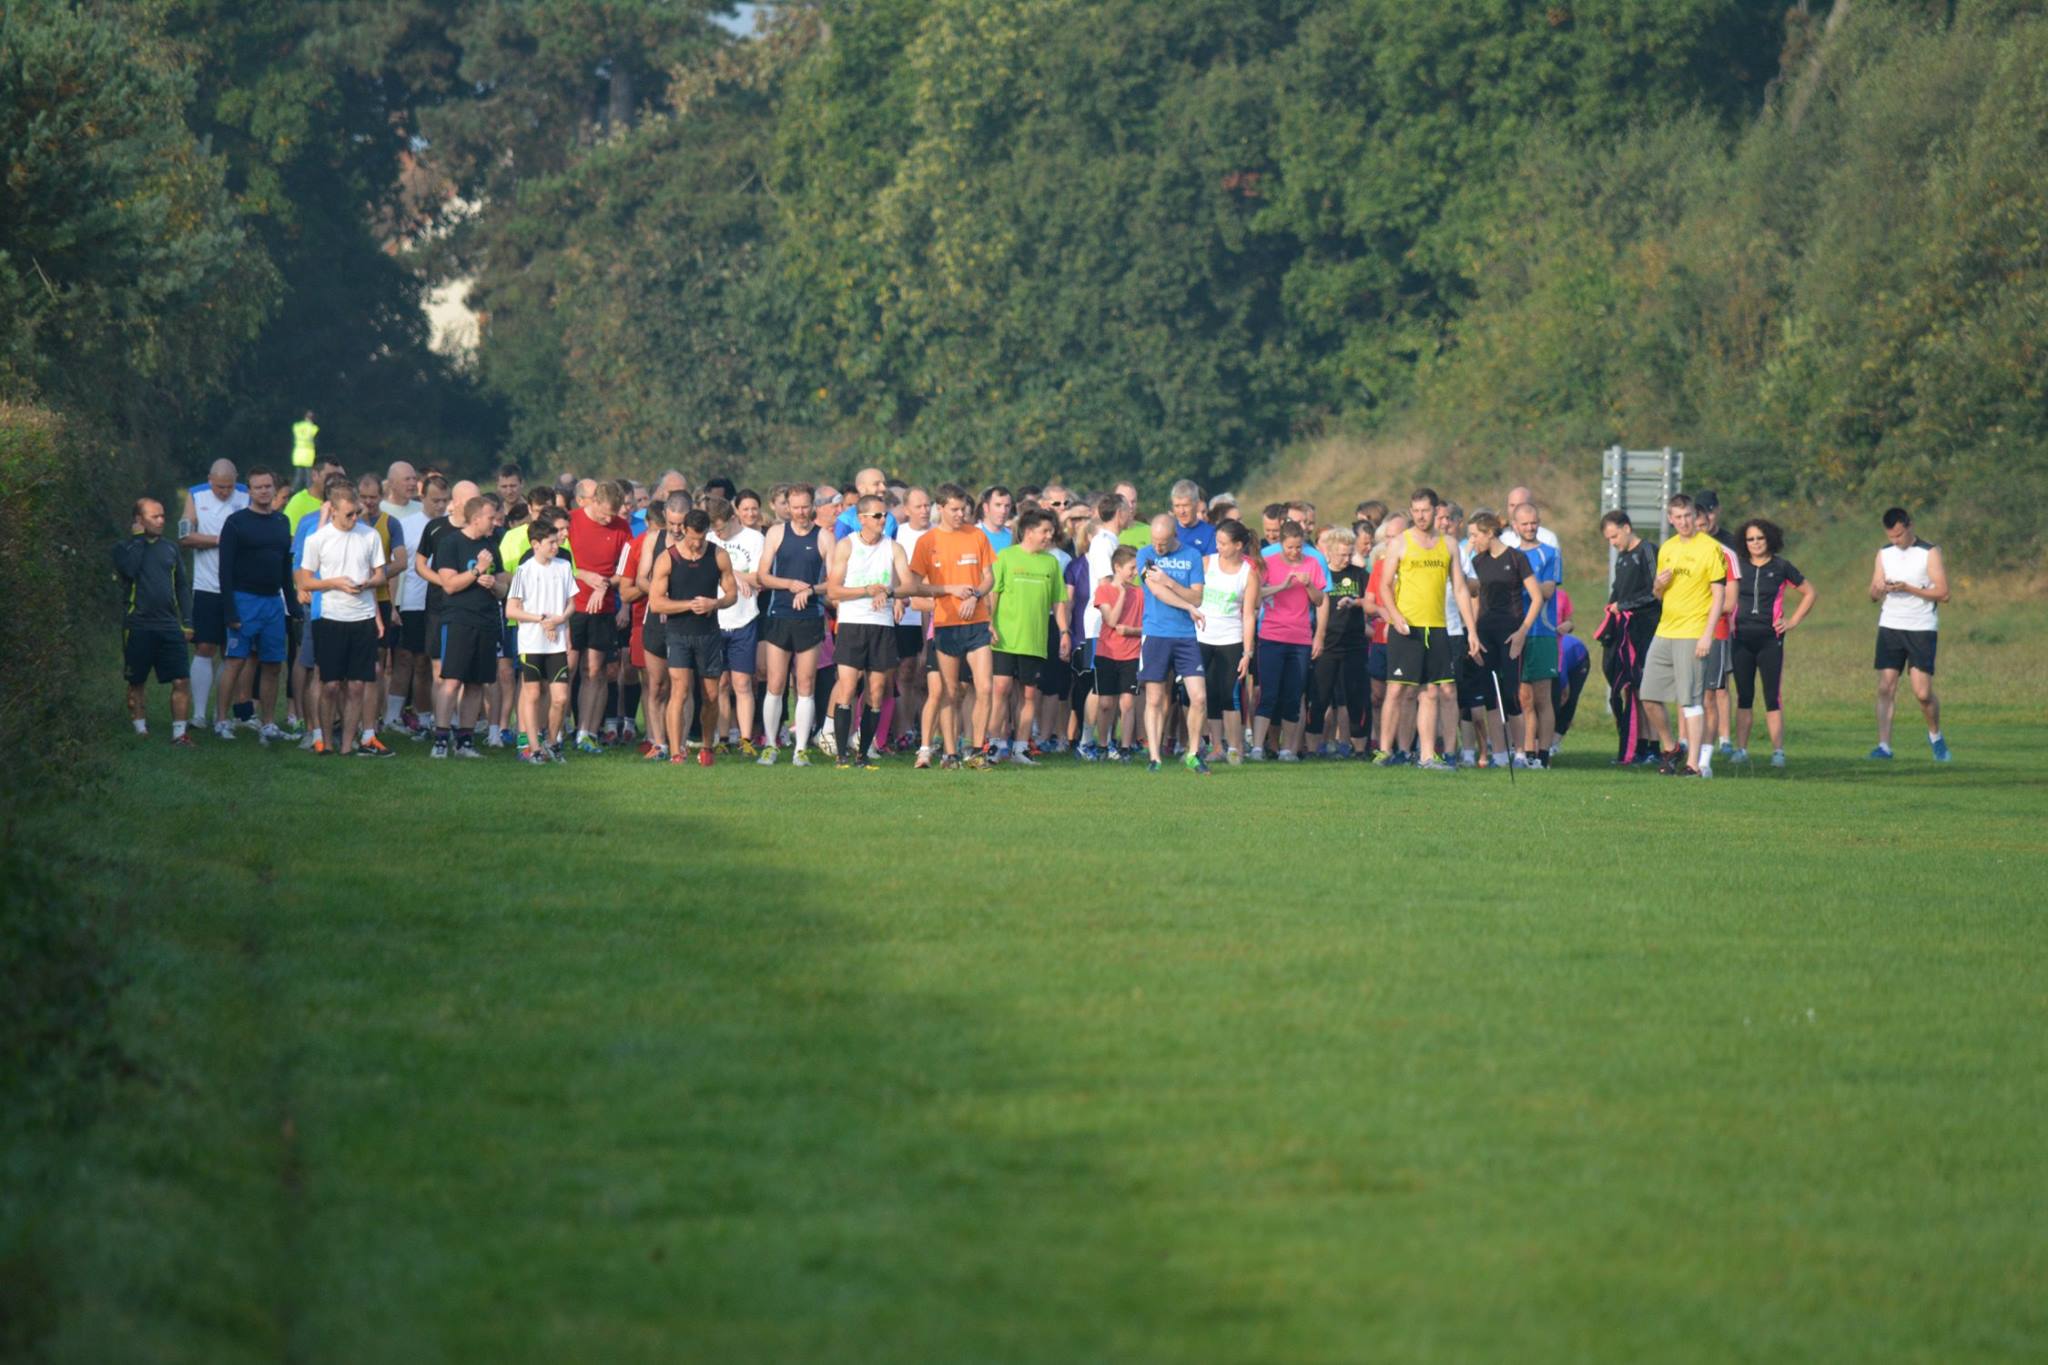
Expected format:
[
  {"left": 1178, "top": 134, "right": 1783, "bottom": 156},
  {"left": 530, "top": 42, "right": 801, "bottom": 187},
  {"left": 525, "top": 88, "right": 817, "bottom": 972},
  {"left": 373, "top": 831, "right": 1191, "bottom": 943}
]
[
  {"left": 1462, "top": 748, "right": 1477, "bottom": 765},
  {"left": 361, "top": 728, "right": 376, "bottom": 744},
  {"left": 793, "top": 695, "right": 816, "bottom": 751},
  {"left": 171, "top": 720, "right": 187, "bottom": 739},
  {"left": 1929, "top": 730, "right": 1942, "bottom": 742},
  {"left": 385, "top": 694, "right": 403, "bottom": 724},
  {"left": 190, "top": 656, "right": 214, "bottom": 725},
  {"left": 133, "top": 717, "right": 148, "bottom": 734},
  {"left": 310, "top": 727, "right": 323, "bottom": 744},
  {"left": 761, "top": 692, "right": 784, "bottom": 748}
]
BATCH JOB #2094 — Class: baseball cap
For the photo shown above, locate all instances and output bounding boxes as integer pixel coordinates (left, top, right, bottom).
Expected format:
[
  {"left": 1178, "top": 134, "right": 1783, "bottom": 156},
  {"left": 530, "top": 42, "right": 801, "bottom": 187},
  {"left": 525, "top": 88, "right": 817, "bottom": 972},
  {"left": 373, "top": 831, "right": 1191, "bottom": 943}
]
[{"left": 1693, "top": 489, "right": 1720, "bottom": 514}]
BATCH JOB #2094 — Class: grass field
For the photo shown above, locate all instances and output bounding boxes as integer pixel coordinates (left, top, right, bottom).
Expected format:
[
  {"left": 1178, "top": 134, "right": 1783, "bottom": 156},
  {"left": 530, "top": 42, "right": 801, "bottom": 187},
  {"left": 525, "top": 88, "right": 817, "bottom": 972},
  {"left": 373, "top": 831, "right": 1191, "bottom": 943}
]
[{"left": 7, "top": 537, "right": 2047, "bottom": 1363}]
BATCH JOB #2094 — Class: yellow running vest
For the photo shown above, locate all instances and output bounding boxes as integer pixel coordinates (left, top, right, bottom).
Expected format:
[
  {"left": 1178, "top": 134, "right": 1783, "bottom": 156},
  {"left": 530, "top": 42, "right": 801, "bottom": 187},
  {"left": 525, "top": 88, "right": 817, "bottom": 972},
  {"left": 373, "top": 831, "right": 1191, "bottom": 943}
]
[{"left": 1392, "top": 529, "right": 1452, "bottom": 628}]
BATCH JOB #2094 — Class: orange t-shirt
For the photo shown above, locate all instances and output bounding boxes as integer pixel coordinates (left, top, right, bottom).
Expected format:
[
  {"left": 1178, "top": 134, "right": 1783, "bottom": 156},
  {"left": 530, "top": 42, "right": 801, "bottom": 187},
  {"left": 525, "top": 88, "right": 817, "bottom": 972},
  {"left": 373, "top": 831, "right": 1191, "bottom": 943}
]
[{"left": 909, "top": 527, "right": 995, "bottom": 627}]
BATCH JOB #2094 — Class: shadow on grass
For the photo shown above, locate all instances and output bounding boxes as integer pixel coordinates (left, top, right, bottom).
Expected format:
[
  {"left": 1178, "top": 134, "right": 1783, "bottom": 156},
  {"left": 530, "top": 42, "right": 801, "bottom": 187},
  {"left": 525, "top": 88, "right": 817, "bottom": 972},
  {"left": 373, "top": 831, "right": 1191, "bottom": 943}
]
[{"left": 78, "top": 763, "right": 1251, "bottom": 1363}]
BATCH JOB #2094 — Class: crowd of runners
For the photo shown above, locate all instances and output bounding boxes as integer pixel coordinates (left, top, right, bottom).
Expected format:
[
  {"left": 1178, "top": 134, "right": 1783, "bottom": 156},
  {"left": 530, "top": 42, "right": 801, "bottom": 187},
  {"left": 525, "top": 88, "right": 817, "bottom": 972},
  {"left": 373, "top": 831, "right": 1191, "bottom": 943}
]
[{"left": 113, "top": 457, "right": 1953, "bottom": 776}]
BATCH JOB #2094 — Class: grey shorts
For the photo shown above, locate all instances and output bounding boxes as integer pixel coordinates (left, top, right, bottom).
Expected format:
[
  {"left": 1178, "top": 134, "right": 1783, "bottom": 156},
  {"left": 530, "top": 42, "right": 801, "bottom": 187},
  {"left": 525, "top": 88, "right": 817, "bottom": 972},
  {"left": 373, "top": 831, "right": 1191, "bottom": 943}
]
[
  {"left": 1702, "top": 637, "right": 1732, "bottom": 690},
  {"left": 1641, "top": 636, "right": 1706, "bottom": 710}
]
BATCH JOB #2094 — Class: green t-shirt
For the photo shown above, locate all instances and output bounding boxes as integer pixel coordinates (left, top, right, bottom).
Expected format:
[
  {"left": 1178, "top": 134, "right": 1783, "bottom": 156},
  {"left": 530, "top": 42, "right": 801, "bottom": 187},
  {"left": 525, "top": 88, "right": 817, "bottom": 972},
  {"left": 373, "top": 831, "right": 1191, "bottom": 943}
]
[
  {"left": 1117, "top": 525, "right": 1150, "bottom": 550},
  {"left": 990, "top": 545, "right": 1068, "bottom": 659},
  {"left": 282, "top": 489, "right": 323, "bottom": 535}
]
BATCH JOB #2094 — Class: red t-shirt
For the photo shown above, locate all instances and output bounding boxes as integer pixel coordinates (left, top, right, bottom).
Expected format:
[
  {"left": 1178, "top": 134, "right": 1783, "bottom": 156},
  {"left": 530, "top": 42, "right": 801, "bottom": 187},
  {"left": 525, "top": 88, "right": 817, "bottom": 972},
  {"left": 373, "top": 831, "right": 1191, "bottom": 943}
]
[
  {"left": 1368, "top": 558, "right": 1395, "bottom": 645},
  {"left": 1092, "top": 581, "right": 1142, "bottom": 661},
  {"left": 568, "top": 507, "right": 632, "bottom": 612}
]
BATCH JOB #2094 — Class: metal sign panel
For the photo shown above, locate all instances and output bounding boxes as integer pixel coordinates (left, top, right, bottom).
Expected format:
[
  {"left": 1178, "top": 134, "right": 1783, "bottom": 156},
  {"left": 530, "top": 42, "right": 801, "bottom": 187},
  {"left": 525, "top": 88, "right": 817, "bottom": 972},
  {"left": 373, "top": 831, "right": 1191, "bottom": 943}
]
[{"left": 1601, "top": 446, "right": 1683, "bottom": 586}]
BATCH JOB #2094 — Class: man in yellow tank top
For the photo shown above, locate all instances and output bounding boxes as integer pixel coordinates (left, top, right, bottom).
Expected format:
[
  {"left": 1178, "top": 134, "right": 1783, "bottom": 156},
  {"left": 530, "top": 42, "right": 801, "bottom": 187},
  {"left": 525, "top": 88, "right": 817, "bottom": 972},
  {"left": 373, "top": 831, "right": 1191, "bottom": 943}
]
[{"left": 1383, "top": 488, "right": 1479, "bottom": 771}]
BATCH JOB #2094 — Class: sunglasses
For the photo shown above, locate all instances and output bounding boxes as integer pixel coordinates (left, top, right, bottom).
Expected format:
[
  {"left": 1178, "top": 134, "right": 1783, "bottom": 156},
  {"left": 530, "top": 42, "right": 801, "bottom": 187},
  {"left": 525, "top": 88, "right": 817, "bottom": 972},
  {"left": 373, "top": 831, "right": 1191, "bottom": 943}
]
[{"left": 861, "top": 510, "right": 885, "bottom": 520}]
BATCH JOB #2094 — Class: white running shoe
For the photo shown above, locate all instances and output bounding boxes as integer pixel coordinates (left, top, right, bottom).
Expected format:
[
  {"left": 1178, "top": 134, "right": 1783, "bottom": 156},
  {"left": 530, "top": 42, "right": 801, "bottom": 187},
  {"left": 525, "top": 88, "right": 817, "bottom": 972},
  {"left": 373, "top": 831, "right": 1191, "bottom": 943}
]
[
  {"left": 1276, "top": 749, "right": 1299, "bottom": 763},
  {"left": 213, "top": 720, "right": 237, "bottom": 740},
  {"left": 1248, "top": 745, "right": 1266, "bottom": 761},
  {"left": 1770, "top": 750, "right": 1786, "bottom": 768},
  {"left": 486, "top": 730, "right": 506, "bottom": 749},
  {"left": 791, "top": 750, "right": 812, "bottom": 767},
  {"left": 757, "top": 745, "right": 778, "bottom": 766}
]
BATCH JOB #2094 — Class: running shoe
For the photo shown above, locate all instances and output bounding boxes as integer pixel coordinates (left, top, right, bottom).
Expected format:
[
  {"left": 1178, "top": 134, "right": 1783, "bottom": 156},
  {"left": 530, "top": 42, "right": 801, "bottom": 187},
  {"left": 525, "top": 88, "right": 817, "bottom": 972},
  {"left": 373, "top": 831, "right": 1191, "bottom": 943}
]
[
  {"left": 520, "top": 749, "right": 548, "bottom": 765},
  {"left": 856, "top": 754, "right": 881, "bottom": 771},
  {"left": 645, "top": 745, "right": 669, "bottom": 762},
  {"left": 599, "top": 727, "right": 620, "bottom": 747},
  {"left": 1226, "top": 748, "right": 1243, "bottom": 766},
  {"left": 1147, "top": 759, "right": 1161, "bottom": 773},
  {"left": 1930, "top": 735, "right": 1952, "bottom": 762},
  {"left": 279, "top": 716, "right": 305, "bottom": 737},
  {"left": 1276, "top": 749, "right": 1299, "bottom": 763},
  {"left": 430, "top": 740, "right": 449, "bottom": 759},
  {"left": 620, "top": 720, "right": 638, "bottom": 743},
  {"left": 791, "top": 751, "right": 811, "bottom": 768},
  {"left": 1185, "top": 752, "right": 1209, "bottom": 775},
  {"left": 670, "top": 751, "right": 689, "bottom": 765},
  {"left": 1010, "top": 748, "right": 1039, "bottom": 766},
  {"left": 1694, "top": 765, "right": 1713, "bottom": 779},
  {"left": 310, "top": 738, "right": 330, "bottom": 757},
  {"left": 213, "top": 720, "right": 237, "bottom": 741},
  {"left": 1716, "top": 738, "right": 1734, "bottom": 757},
  {"left": 486, "top": 729, "right": 506, "bottom": 749},
  {"left": 1729, "top": 747, "right": 1750, "bottom": 764},
  {"left": 699, "top": 746, "right": 715, "bottom": 768},
  {"left": 1771, "top": 750, "right": 1787, "bottom": 768},
  {"left": 453, "top": 744, "right": 483, "bottom": 760},
  {"left": 1248, "top": 745, "right": 1266, "bottom": 762},
  {"left": 964, "top": 752, "right": 992, "bottom": 771},
  {"left": 894, "top": 732, "right": 919, "bottom": 754},
  {"left": 169, "top": 733, "right": 198, "bottom": 750},
  {"left": 1075, "top": 741, "right": 1097, "bottom": 762},
  {"left": 1416, "top": 756, "right": 1457, "bottom": 773},
  {"left": 939, "top": 753, "right": 963, "bottom": 770},
  {"left": 1105, "top": 745, "right": 1126, "bottom": 763},
  {"left": 259, "top": 724, "right": 287, "bottom": 744},
  {"left": 757, "top": 745, "right": 778, "bottom": 766},
  {"left": 738, "top": 738, "right": 760, "bottom": 760},
  {"left": 1866, "top": 745, "right": 1893, "bottom": 761},
  {"left": 547, "top": 743, "right": 567, "bottom": 764},
  {"left": 1373, "top": 750, "right": 1398, "bottom": 768},
  {"left": 359, "top": 736, "right": 395, "bottom": 758},
  {"left": 835, "top": 754, "right": 854, "bottom": 770},
  {"left": 576, "top": 736, "right": 605, "bottom": 756},
  {"left": 914, "top": 748, "right": 933, "bottom": 770}
]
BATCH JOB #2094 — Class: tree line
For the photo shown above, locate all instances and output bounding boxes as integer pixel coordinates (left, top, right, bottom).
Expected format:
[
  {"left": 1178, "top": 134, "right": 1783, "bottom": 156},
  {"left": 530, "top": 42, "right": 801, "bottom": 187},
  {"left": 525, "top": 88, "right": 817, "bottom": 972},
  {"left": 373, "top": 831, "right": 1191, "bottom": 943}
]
[{"left": 3, "top": 0, "right": 2041, "bottom": 534}]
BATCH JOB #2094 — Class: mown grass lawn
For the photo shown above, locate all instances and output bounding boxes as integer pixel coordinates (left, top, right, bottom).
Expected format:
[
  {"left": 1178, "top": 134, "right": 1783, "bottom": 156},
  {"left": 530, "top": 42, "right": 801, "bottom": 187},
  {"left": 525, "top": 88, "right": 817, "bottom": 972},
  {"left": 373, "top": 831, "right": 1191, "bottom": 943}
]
[{"left": 9, "top": 692, "right": 2045, "bottom": 1363}]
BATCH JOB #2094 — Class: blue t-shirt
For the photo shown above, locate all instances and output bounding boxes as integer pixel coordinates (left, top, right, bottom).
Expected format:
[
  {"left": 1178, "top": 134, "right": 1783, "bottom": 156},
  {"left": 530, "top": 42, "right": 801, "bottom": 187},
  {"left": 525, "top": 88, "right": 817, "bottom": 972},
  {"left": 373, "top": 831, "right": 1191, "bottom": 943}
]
[
  {"left": 979, "top": 523, "right": 1015, "bottom": 554},
  {"left": 1172, "top": 517, "right": 1218, "bottom": 558},
  {"left": 1516, "top": 540, "right": 1562, "bottom": 637},
  {"left": 1135, "top": 543, "right": 1204, "bottom": 639},
  {"left": 1559, "top": 632, "right": 1589, "bottom": 675},
  {"left": 835, "top": 506, "right": 899, "bottom": 540},
  {"left": 290, "top": 513, "right": 323, "bottom": 620}
]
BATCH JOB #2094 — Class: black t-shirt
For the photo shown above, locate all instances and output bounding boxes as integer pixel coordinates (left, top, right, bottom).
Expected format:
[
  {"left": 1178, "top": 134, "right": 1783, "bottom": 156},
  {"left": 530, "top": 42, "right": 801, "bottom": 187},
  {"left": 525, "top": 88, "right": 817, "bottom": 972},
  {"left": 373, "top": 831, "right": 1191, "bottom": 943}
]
[
  {"left": 1733, "top": 555, "right": 1805, "bottom": 628},
  {"left": 1472, "top": 547, "right": 1532, "bottom": 631},
  {"left": 432, "top": 529, "right": 500, "bottom": 627},
  {"left": 1325, "top": 560, "right": 1370, "bottom": 650},
  {"left": 416, "top": 515, "right": 453, "bottom": 614},
  {"left": 1610, "top": 538, "right": 1659, "bottom": 609}
]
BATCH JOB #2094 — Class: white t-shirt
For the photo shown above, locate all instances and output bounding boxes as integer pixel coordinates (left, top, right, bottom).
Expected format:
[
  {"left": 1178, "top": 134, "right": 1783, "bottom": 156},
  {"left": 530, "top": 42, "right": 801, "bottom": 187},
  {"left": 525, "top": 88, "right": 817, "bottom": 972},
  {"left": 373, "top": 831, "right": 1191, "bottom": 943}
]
[
  {"left": 190, "top": 483, "right": 250, "bottom": 593},
  {"left": 711, "top": 526, "right": 766, "bottom": 630},
  {"left": 1877, "top": 541, "right": 1940, "bottom": 632},
  {"left": 894, "top": 523, "right": 930, "bottom": 626},
  {"left": 394, "top": 506, "right": 431, "bottom": 610},
  {"left": 1445, "top": 545, "right": 1475, "bottom": 636},
  {"left": 299, "top": 521, "right": 386, "bottom": 623},
  {"left": 1085, "top": 529, "right": 1121, "bottom": 640},
  {"left": 1196, "top": 556, "right": 1253, "bottom": 646},
  {"left": 509, "top": 555, "right": 576, "bottom": 654}
]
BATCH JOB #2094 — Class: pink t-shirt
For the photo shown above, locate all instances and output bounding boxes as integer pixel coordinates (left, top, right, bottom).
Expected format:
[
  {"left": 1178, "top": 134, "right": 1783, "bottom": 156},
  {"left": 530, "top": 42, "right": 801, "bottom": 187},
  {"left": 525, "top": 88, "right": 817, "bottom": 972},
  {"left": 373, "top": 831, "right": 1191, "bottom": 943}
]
[{"left": 1257, "top": 553, "right": 1326, "bottom": 645}]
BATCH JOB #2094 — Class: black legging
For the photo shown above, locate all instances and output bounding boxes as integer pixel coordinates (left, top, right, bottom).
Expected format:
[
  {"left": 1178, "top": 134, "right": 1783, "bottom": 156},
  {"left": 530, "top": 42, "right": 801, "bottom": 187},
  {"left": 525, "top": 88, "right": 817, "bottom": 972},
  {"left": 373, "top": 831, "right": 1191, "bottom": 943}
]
[
  {"left": 1602, "top": 603, "right": 1659, "bottom": 760},
  {"left": 1200, "top": 642, "right": 1243, "bottom": 720},
  {"left": 1730, "top": 621, "right": 1784, "bottom": 712},
  {"left": 1307, "top": 642, "right": 1370, "bottom": 734},
  {"left": 1475, "top": 621, "right": 1523, "bottom": 718}
]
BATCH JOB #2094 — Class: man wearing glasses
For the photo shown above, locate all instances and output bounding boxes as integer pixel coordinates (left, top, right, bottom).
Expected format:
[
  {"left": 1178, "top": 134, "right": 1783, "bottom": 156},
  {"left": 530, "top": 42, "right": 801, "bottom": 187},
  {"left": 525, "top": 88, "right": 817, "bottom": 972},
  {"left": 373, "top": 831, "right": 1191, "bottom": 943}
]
[{"left": 824, "top": 495, "right": 916, "bottom": 768}]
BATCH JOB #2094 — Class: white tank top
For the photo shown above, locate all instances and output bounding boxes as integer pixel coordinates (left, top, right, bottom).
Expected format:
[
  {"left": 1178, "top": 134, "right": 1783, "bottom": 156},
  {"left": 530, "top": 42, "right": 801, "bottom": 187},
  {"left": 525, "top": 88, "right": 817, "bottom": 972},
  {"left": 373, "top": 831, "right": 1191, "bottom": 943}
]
[
  {"left": 838, "top": 535, "right": 896, "bottom": 627},
  {"left": 190, "top": 483, "right": 250, "bottom": 593},
  {"left": 894, "top": 524, "right": 928, "bottom": 626},
  {"left": 1195, "top": 556, "right": 1252, "bottom": 646},
  {"left": 1877, "top": 541, "right": 1939, "bottom": 631}
]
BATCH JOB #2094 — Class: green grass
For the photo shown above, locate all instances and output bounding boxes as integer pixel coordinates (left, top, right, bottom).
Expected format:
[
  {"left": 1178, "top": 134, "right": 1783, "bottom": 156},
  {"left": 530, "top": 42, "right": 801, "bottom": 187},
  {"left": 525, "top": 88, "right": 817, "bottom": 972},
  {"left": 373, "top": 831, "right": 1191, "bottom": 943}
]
[{"left": 7, "top": 690, "right": 2047, "bottom": 1362}]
